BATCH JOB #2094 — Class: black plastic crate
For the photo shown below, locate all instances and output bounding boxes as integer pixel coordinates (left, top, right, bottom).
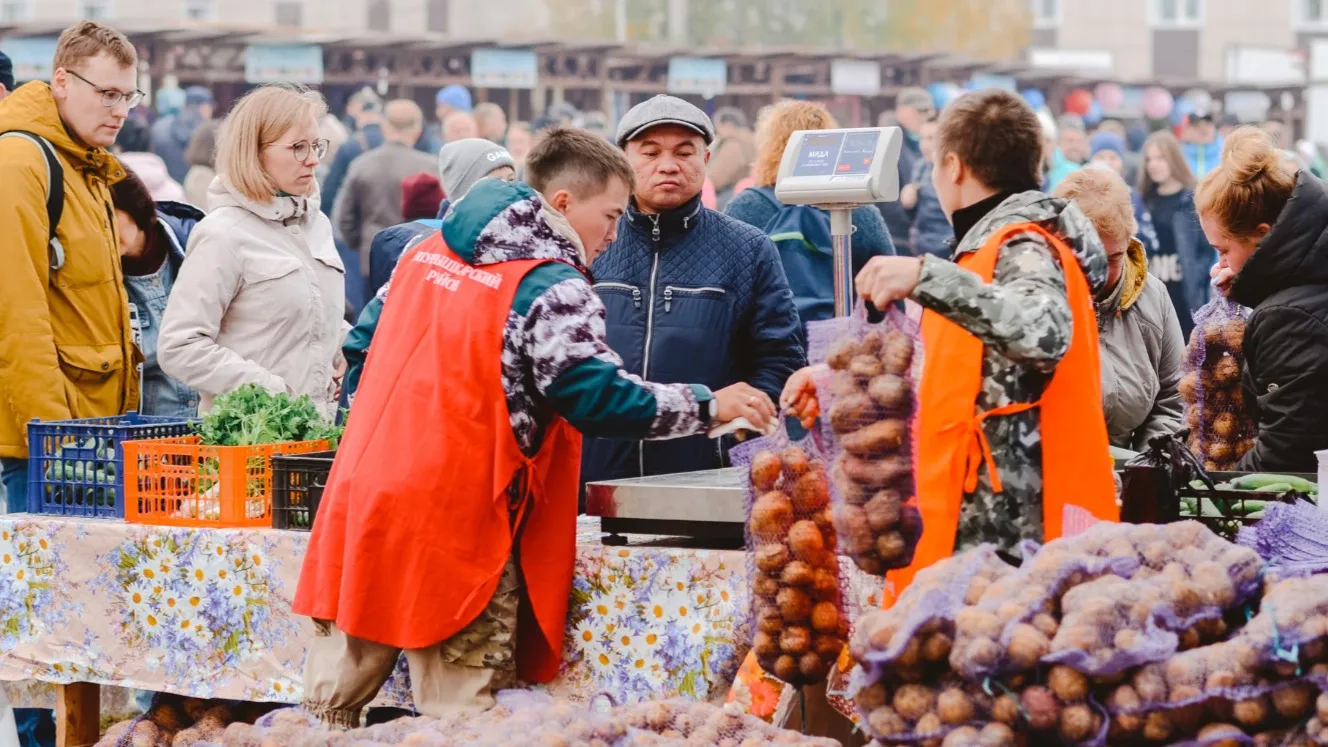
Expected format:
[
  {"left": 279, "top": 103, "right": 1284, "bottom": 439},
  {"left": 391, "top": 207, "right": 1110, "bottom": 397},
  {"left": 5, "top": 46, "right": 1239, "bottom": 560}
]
[{"left": 271, "top": 450, "right": 336, "bottom": 531}]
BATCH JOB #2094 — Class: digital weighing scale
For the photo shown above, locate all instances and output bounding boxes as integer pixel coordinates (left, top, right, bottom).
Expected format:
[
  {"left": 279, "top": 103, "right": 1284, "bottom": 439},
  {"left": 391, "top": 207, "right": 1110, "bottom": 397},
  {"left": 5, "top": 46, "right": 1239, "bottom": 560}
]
[{"left": 583, "top": 127, "right": 903, "bottom": 544}]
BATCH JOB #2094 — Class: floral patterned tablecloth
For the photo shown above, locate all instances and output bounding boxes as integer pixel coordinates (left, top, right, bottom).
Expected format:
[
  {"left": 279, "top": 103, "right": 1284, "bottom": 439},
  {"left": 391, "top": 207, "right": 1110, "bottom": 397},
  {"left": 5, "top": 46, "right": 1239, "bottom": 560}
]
[{"left": 0, "top": 515, "right": 795, "bottom": 712}]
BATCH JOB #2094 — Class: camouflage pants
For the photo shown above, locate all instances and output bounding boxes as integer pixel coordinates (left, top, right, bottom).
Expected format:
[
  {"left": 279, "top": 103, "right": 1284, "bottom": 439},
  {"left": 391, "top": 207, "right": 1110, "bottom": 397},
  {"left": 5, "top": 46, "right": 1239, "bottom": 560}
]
[{"left": 302, "top": 552, "right": 523, "bottom": 729}]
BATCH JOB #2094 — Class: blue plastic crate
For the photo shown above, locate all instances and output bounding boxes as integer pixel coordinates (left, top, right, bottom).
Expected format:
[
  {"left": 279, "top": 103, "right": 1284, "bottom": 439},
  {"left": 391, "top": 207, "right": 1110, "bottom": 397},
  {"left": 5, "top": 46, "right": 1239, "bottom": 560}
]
[{"left": 27, "top": 413, "right": 195, "bottom": 518}]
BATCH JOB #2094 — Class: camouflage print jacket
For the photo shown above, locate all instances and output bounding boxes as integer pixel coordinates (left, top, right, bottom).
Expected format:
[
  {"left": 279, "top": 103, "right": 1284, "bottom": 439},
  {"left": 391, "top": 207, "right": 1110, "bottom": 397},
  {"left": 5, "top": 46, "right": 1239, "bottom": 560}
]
[{"left": 910, "top": 191, "right": 1108, "bottom": 556}]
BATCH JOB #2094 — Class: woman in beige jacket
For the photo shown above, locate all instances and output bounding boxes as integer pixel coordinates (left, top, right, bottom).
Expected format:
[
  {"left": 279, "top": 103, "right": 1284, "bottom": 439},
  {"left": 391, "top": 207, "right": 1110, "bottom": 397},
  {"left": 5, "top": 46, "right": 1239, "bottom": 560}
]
[{"left": 159, "top": 84, "right": 347, "bottom": 417}]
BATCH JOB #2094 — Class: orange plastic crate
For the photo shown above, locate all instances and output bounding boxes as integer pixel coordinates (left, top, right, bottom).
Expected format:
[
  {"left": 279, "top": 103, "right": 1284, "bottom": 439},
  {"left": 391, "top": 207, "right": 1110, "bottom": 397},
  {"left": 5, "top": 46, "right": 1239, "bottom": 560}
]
[{"left": 122, "top": 436, "right": 331, "bottom": 528}]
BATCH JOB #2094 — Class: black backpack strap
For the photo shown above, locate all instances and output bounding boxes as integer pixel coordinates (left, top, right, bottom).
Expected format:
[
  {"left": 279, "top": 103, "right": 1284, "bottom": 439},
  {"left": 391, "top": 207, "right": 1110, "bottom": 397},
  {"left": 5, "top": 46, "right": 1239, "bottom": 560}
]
[{"left": 0, "top": 131, "right": 65, "bottom": 272}]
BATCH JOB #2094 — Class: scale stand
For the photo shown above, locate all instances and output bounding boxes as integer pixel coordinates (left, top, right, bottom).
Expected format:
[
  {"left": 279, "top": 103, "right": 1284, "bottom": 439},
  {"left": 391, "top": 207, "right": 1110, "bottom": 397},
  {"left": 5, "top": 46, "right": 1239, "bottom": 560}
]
[{"left": 830, "top": 207, "right": 855, "bottom": 317}]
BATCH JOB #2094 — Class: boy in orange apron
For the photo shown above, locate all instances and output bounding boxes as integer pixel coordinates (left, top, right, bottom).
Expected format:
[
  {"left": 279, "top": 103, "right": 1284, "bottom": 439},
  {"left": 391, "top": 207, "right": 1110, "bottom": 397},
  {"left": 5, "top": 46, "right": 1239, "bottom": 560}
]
[
  {"left": 785, "top": 90, "right": 1118, "bottom": 597},
  {"left": 294, "top": 129, "right": 776, "bottom": 728}
]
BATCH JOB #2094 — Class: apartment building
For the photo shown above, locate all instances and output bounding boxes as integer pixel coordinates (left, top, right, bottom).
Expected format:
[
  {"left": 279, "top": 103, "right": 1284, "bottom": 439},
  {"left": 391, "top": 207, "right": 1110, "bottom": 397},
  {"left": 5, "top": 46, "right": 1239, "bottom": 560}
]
[
  {"left": 1029, "top": 0, "right": 1328, "bottom": 82},
  {"left": 0, "top": 0, "right": 550, "bottom": 38}
]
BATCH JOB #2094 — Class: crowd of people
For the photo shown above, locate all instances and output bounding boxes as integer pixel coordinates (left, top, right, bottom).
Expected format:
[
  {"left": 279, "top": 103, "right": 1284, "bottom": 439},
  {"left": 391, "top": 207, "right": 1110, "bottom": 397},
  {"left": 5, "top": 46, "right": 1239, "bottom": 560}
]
[{"left": 5, "top": 15, "right": 1328, "bottom": 743}]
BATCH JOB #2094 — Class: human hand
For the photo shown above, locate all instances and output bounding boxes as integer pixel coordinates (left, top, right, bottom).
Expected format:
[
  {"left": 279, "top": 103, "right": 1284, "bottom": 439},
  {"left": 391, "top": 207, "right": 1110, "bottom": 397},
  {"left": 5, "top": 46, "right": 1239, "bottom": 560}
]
[
  {"left": 856, "top": 256, "right": 923, "bottom": 311},
  {"left": 1210, "top": 262, "right": 1236, "bottom": 297},
  {"left": 332, "top": 357, "right": 348, "bottom": 400},
  {"left": 713, "top": 383, "right": 777, "bottom": 432},
  {"left": 780, "top": 365, "right": 825, "bottom": 430}
]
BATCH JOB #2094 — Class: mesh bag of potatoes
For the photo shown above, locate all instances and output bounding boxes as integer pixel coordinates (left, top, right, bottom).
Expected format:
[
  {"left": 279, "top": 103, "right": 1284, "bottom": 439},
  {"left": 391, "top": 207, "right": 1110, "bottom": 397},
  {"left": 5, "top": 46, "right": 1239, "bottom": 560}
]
[
  {"left": 733, "top": 425, "right": 848, "bottom": 687},
  {"left": 1180, "top": 298, "right": 1256, "bottom": 471},
  {"left": 850, "top": 546, "right": 1013, "bottom": 687},
  {"left": 1041, "top": 522, "right": 1264, "bottom": 678},
  {"left": 948, "top": 543, "right": 1141, "bottom": 682},
  {"left": 805, "top": 302, "right": 922, "bottom": 576}
]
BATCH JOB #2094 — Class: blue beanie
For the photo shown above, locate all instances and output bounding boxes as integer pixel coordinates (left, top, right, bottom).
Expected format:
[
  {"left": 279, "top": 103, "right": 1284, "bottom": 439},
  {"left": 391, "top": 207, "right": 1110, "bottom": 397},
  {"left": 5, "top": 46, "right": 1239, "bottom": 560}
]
[
  {"left": 1126, "top": 124, "right": 1148, "bottom": 152},
  {"left": 436, "top": 85, "right": 473, "bottom": 113},
  {"left": 1090, "top": 131, "right": 1126, "bottom": 158}
]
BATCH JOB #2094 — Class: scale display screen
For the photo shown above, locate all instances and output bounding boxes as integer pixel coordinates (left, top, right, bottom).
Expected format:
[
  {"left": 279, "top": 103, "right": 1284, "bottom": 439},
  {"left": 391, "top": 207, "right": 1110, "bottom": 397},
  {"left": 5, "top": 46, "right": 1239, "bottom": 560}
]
[
  {"left": 775, "top": 126, "right": 902, "bottom": 206},
  {"left": 791, "top": 131, "right": 881, "bottom": 178}
]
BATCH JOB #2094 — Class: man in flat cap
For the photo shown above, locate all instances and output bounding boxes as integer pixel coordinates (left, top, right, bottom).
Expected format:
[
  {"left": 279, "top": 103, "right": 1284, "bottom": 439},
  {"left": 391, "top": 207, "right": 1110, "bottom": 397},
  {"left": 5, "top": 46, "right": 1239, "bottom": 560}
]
[{"left": 583, "top": 95, "right": 804, "bottom": 486}]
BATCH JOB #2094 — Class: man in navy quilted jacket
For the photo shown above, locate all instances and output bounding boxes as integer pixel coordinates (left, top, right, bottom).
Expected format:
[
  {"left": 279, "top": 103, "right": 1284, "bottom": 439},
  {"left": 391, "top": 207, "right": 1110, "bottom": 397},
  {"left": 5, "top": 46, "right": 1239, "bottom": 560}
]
[{"left": 584, "top": 96, "right": 805, "bottom": 485}]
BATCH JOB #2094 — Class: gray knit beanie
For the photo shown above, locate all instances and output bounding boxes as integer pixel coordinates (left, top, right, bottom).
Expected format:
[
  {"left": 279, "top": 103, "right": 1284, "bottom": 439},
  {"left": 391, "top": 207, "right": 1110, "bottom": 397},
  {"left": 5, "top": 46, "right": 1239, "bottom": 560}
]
[{"left": 437, "top": 138, "right": 516, "bottom": 201}]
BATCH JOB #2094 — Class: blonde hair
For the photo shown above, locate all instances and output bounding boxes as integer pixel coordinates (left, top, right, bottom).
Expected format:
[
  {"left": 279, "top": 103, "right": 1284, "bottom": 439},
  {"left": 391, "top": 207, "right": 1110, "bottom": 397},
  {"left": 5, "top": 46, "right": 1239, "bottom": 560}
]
[
  {"left": 1054, "top": 166, "right": 1138, "bottom": 245},
  {"left": 754, "top": 100, "right": 838, "bottom": 186},
  {"left": 53, "top": 21, "right": 136, "bottom": 72},
  {"left": 216, "top": 84, "right": 327, "bottom": 202},
  {"left": 1138, "top": 131, "right": 1196, "bottom": 195},
  {"left": 1195, "top": 127, "right": 1297, "bottom": 239}
]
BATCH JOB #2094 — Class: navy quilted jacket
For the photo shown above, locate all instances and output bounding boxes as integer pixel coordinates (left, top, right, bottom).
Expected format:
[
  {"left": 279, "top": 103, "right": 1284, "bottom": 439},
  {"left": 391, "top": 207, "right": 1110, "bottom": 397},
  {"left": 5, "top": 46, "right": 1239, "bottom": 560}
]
[{"left": 584, "top": 194, "right": 805, "bottom": 483}]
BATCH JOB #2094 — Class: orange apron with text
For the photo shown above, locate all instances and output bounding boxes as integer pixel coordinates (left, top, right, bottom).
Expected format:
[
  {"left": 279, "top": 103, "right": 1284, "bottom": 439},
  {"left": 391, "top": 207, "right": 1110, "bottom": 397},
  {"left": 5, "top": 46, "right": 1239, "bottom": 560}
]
[
  {"left": 883, "top": 222, "right": 1118, "bottom": 606},
  {"left": 294, "top": 232, "right": 583, "bottom": 684}
]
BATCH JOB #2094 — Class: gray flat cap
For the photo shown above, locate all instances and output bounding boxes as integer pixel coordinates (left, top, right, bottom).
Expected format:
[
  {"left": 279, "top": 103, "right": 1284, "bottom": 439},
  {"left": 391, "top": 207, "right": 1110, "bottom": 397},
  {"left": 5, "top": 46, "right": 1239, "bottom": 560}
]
[{"left": 615, "top": 95, "right": 716, "bottom": 148}]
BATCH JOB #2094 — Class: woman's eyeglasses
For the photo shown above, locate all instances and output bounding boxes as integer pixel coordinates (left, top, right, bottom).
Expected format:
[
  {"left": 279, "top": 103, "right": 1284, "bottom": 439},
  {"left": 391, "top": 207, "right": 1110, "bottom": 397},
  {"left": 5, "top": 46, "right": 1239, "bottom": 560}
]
[{"left": 270, "top": 139, "right": 331, "bottom": 162}]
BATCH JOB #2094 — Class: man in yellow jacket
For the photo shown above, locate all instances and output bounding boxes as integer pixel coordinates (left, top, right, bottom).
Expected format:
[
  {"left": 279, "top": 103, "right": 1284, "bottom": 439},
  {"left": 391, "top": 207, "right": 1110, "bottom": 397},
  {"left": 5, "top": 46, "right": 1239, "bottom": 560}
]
[{"left": 0, "top": 21, "right": 141, "bottom": 512}]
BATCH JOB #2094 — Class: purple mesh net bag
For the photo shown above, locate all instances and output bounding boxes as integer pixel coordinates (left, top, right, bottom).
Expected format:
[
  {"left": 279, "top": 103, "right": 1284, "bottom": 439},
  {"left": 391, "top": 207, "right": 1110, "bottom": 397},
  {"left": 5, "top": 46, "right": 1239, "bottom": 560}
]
[
  {"left": 1238, "top": 500, "right": 1328, "bottom": 576},
  {"left": 731, "top": 419, "right": 847, "bottom": 688},
  {"left": 1181, "top": 298, "right": 1255, "bottom": 470},
  {"left": 805, "top": 301, "right": 922, "bottom": 575}
]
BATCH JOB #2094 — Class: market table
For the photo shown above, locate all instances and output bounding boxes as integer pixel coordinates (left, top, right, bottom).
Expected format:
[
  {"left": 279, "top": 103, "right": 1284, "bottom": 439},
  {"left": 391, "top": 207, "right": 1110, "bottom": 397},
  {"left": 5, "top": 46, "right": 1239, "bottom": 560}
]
[{"left": 0, "top": 514, "right": 880, "bottom": 746}]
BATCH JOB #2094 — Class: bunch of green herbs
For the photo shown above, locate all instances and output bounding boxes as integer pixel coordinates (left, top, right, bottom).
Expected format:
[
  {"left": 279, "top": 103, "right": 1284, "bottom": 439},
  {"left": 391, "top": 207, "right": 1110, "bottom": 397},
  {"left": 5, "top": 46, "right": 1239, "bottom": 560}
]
[{"left": 197, "top": 384, "right": 343, "bottom": 447}]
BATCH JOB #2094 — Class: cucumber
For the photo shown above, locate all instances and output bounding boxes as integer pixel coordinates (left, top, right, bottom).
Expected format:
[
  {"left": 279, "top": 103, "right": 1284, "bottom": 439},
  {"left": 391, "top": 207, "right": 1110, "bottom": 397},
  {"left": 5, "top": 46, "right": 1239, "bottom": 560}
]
[
  {"left": 1253, "top": 483, "right": 1294, "bottom": 493},
  {"left": 1232, "top": 474, "right": 1318, "bottom": 492}
]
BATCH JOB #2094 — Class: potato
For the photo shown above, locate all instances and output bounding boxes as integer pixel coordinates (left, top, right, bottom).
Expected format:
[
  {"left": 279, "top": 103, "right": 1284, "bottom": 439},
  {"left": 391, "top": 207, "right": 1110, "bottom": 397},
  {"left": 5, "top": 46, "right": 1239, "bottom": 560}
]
[
  {"left": 936, "top": 726, "right": 977, "bottom": 747},
  {"left": 1318, "top": 692, "right": 1328, "bottom": 722},
  {"left": 773, "top": 654, "right": 800, "bottom": 683},
  {"left": 811, "top": 601, "right": 839, "bottom": 634},
  {"left": 749, "top": 492, "right": 793, "bottom": 537},
  {"left": 876, "top": 532, "right": 908, "bottom": 563},
  {"left": 755, "top": 544, "right": 791, "bottom": 575},
  {"left": 1048, "top": 665, "right": 1089, "bottom": 703},
  {"left": 787, "top": 520, "right": 825, "bottom": 561},
  {"left": 977, "top": 723, "right": 1016, "bottom": 747},
  {"left": 791, "top": 470, "right": 830, "bottom": 513},
  {"left": 827, "top": 340, "right": 859, "bottom": 370},
  {"left": 780, "top": 447, "right": 812, "bottom": 479},
  {"left": 863, "top": 490, "right": 902, "bottom": 532},
  {"left": 841, "top": 419, "right": 908, "bottom": 457},
  {"left": 849, "top": 355, "right": 884, "bottom": 380},
  {"left": 777, "top": 587, "right": 812, "bottom": 622},
  {"left": 812, "top": 634, "right": 843, "bottom": 660},
  {"left": 749, "top": 451, "right": 783, "bottom": 492},
  {"left": 833, "top": 505, "right": 874, "bottom": 555},
  {"left": 757, "top": 605, "right": 783, "bottom": 635},
  {"left": 1213, "top": 356, "right": 1241, "bottom": 388},
  {"left": 780, "top": 626, "right": 811, "bottom": 655},
  {"left": 1223, "top": 319, "right": 1246, "bottom": 354},
  {"left": 1007, "top": 624, "right": 1051, "bottom": 671},
  {"left": 867, "top": 374, "right": 911, "bottom": 411},
  {"left": 882, "top": 330, "right": 914, "bottom": 375},
  {"left": 867, "top": 706, "right": 907, "bottom": 738},
  {"left": 839, "top": 453, "right": 910, "bottom": 489},
  {"left": 1272, "top": 682, "right": 1315, "bottom": 719},
  {"left": 915, "top": 712, "right": 943, "bottom": 739},
  {"left": 811, "top": 567, "right": 838, "bottom": 601},
  {"left": 937, "top": 688, "right": 976, "bottom": 725},
  {"left": 1059, "top": 703, "right": 1098, "bottom": 742},
  {"left": 753, "top": 630, "right": 779, "bottom": 657},
  {"left": 798, "top": 651, "right": 830, "bottom": 681},
  {"left": 1142, "top": 710, "right": 1172, "bottom": 742},
  {"left": 1233, "top": 695, "right": 1270, "bottom": 727},
  {"left": 1021, "top": 686, "right": 1059, "bottom": 731},
  {"left": 991, "top": 694, "right": 1020, "bottom": 726},
  {"left": 1179, "top": 371, "right": 1199, "bottom": 403},
  {"left": 956, "top": 608, "right": 1003, "bottom": 640},
  {"left": 1106, "top": 686, "right": 1143, "bottom": 734},
  {"left": 893, "top": 684, "right": 937, "bottom": 722},
  {"left": 922, "top": 632, "right": 952, "bottom": 663},
  {"left": 828, "top": 393, "right": 882, "bottom": 435},
  {"left": 855, "top": 682, "right": 888, "bottom": 711},
  {"left": 753, "top": 573, "right": 780, "bottom": 599}
]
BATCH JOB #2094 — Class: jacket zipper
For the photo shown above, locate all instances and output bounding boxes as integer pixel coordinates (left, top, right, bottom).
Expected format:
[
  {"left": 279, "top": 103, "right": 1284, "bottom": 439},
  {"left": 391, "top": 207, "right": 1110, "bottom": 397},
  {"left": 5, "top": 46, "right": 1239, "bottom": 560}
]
[
  {"left": 592, "top": 281, "right": 643, "bottom": 309},
  {"left": 639, "top": 247, "right": 661, "bottom": 477},
  {"left": 663, "top": 285, "right": 727, "bottom": 312}
]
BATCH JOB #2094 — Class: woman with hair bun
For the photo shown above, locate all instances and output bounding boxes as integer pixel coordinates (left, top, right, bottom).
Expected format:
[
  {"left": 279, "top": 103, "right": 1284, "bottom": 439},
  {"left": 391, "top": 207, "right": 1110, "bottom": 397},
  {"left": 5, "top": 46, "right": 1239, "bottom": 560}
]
[{"left": 1197, "top": 126, "right": 1328, "bottom": 472}]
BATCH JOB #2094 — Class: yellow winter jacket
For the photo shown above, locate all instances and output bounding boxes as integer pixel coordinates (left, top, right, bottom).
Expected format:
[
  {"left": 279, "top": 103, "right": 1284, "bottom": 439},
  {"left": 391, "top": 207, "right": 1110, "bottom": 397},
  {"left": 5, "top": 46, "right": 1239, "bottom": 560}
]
[{"left": 0, "top": 82, "right": 139, "bottom": 458}]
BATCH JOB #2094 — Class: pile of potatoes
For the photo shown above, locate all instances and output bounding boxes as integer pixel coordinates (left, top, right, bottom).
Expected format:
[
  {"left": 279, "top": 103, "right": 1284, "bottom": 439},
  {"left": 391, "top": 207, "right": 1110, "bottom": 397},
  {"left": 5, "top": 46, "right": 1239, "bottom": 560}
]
[
  {"left": 747, "top": 444, "right": 848, "bottom": 686},
  {"left": 1180, "top": 307, "right": 1256, "bottom": 471},
  {"left": 820, "top": 327, "right": 919, "bottom": 576},
  {"left": 97, "top": 697, "right": 267, "bottom": 747}
]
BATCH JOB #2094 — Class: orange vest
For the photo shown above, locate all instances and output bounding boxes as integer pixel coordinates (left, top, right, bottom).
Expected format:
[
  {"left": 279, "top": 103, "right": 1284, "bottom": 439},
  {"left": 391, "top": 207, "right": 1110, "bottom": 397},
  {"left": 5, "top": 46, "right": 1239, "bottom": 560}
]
[
  {"left": 294, "top": 232, "right": 583, "bottom": 684},
  {"left": 885, "top": 222, "right": 1117, "bottom": 604}
]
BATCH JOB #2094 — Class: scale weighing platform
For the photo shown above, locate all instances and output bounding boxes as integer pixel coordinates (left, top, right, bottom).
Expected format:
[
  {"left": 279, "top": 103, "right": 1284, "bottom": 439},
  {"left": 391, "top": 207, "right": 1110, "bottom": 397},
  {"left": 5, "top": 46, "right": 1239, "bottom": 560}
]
[{"left": 582, "top": 127, "right": 903, "bottom": 542}]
